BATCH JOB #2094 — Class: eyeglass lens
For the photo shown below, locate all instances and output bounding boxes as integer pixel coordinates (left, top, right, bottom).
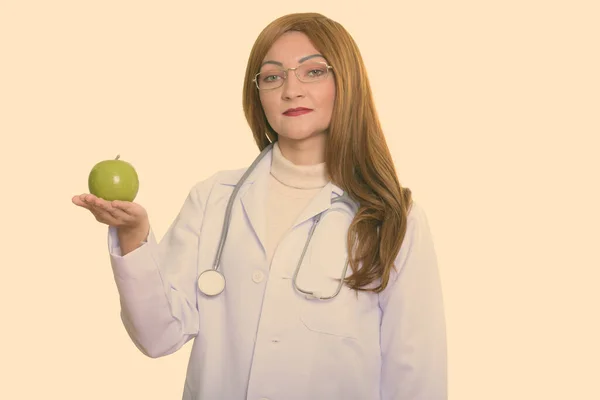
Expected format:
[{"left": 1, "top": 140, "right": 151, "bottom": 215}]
[{"left": 256, "top": 62, "right": 329, "bottom": 89}]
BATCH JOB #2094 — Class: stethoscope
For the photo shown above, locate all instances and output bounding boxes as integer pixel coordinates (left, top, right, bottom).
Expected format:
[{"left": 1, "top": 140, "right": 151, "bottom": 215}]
[{"left": 196, "top": 142, "right": 359, "bottom": 300}]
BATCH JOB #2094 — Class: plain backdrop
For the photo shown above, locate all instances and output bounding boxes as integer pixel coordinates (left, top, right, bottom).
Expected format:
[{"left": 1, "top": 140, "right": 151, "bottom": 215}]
[{"left": 1, "top": 1, "right": 598, "bottom": 399}]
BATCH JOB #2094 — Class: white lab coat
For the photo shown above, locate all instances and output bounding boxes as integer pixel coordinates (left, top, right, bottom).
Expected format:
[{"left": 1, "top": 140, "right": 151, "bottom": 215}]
[{"left": 107, "top": 147, "right": 447, "bottom": 400}]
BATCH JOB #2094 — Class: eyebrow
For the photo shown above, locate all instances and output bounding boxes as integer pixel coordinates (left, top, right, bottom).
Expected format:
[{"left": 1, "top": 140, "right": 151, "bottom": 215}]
[{"left": 261, "top": 53, "right": 325, "bottom": 68}]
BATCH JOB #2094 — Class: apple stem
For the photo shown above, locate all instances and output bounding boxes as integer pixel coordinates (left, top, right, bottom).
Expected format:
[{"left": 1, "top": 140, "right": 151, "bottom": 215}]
[{"left": 115, "top": 154, "right": 120, "bottom": 160}]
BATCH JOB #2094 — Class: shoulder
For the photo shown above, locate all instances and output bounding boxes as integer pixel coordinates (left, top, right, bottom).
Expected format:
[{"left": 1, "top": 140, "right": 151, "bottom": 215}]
[
  {"left": 187, "top": 166, "right": 250, "bottom": 200},
  {"left": 405, "top": 200, "right": 431, "bottom": 231},
  {"left": 388, "top": 200, "right": 437, "bottom": 282}
]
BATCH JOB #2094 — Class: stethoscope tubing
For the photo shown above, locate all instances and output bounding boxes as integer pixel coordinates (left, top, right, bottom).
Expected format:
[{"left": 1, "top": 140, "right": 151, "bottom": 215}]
[{"left": 200, "top": 142, "right": 359, "bottom": 300}]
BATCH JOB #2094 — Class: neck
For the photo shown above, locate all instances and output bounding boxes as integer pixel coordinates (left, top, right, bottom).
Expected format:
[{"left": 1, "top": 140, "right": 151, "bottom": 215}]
[
  {"left": 276, "top": 133, "right": 327, "bottom": 165},
  {"left": 270, "top": 141, "right": 328, "bottom": 189}
]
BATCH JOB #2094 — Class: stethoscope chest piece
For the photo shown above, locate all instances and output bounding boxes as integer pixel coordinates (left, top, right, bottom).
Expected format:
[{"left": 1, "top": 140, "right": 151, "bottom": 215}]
[{"left": 197, "top": 269, "right": 226, "bottom": 296}]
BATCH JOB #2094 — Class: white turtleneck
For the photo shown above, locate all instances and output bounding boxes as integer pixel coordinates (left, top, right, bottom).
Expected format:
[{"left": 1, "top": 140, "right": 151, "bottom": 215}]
[{"left": 266, "top": 142, "right": 328, "bottom": 266}]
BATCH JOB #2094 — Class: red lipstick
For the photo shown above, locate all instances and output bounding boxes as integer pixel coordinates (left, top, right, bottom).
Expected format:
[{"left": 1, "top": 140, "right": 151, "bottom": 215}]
[{"left": 283, "top": 107, "right": 313, "bottom": 116}]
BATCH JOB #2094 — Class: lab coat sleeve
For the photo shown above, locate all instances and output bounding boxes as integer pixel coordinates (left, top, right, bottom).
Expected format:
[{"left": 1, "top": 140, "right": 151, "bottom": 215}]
[
  {"left": 379, "top": 202, "right": 448, "bottom": 400},
  {"left": 106, "top": 174, "right": 217, "bottom": 358}
]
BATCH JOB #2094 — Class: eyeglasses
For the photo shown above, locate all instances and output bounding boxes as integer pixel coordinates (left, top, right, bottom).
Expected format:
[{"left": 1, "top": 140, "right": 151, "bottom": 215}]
[{"left": 253, "top": 61, "right": 333, "bottom": 90}]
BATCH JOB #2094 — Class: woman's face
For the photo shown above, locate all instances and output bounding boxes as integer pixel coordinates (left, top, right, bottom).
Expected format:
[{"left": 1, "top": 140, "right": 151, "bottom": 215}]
[{"left": 258, "top": 31, "right": 336, "bottom": 148}]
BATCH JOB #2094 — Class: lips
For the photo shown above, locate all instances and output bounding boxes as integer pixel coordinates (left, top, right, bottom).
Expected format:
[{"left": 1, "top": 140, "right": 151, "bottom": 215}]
[{"left": 283, "top": 107, "right": 313, "bottom": 116}]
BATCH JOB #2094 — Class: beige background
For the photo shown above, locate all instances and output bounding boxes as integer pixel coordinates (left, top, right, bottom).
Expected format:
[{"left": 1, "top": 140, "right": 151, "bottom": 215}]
[{"left": 1, "top": 1, "right": 599, "bottom": 399}]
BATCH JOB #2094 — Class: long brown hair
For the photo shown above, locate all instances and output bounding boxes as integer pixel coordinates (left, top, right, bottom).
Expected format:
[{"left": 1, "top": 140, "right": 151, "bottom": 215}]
[{"left": 242, "top": 13, "right": 413, "bottom": 293}]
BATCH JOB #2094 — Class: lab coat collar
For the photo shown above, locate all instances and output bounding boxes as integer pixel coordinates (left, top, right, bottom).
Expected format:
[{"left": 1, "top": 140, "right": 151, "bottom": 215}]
[{"left": 217, "top": 146, "right": 344, "bottom": 255}]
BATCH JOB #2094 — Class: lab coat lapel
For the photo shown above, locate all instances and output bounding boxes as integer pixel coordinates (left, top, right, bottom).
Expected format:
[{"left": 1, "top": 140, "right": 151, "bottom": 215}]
[
  {"left": 292, "top": 181, "right": 345, "bottom": 229},
  {"left": 239, "top": 149, "right": 272, "bottom": 256},
  {"left": 236, "top": 145, "right": 346, "bottom": 254}
]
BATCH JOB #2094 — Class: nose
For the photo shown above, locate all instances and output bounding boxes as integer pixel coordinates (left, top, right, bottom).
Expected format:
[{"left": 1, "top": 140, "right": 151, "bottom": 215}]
[{"left": 281, "top": 70, "right": 305, "bottom": 100}]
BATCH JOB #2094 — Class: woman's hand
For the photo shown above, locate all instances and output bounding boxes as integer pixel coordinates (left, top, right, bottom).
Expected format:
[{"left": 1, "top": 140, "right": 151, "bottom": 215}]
[
  {"left": 73, "top": 193, "right": 150, "bottom": 254},
  {"left": 72, "top": 193, "right": 148, "bottom": 230}
]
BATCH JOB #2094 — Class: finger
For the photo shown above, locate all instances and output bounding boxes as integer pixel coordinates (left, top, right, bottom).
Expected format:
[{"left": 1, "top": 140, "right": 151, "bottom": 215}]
[
  {"left": 73, "top": 195, "right": 96, "bottom": 211},
  {"left": 73, "top": 194, "right": 90, "bottom": 205},
  {"left": 78, "top": 194, "right": 102, "bottom": 209},
  {"left": 113, "top": 201, "right": 148, "bottom": 223},
  {"left": 72, "top": 195, "right": 88, "bottom": 207},
  {"left": 80, "top": 193, "right": 98, "bottom": 203},
  {"left": 71, "top": 194, "right": 118, "bottom": 226},
  {"left": 86, "top": 195, "right": 115, "bottom": 212},
  {"left": 110, "top": 200, "right": 139, "bottom": 216},
  {"left": 84, "top": 201, "right": 111, "bottom": 222},
  {"left": 96, "top": 198, "right": 137, "bottom": 225},
  {"left": 79, "top": 196, "right": 119, "bottom": 225},
  {"left": 92, "top": 203, "right": 131, "bottom": 227},
  {"left": 105, "top": 205, "right": 132, "bottom": 222}
]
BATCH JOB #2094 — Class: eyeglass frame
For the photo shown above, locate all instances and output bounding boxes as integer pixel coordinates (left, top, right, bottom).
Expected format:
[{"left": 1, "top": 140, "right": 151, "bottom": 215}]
[{"left": 252, "top": 61, "right": 334, "bottom": 90}]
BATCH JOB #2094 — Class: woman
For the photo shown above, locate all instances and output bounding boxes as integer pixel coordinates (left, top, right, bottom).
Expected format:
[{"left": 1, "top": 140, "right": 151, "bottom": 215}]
[{"left": 73, "top": 12, "right": 447, "bottom": 400}]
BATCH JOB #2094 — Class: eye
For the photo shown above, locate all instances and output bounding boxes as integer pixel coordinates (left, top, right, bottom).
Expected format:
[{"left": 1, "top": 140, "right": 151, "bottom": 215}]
[
  {"left": 302, "top": 64, "right": 328, "bottom": 79},
  {"left": 260, "top": 70, "right": 284, "bottom": 82},
  {"left": 307, "top": 68, "right": 325, "bottom": 77}
]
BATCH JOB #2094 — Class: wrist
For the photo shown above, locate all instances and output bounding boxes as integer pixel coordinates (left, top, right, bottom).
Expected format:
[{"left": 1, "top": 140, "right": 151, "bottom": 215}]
[{"left": 117, "top": 221, "right": 149, "bottom": 246}]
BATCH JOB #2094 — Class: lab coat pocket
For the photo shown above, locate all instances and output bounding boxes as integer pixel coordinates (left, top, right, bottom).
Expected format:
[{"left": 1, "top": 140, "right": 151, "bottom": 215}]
[
  {"left": 299, "top": 295, "right": 360, "bottom": 340},
  {"left": 295, "top": 257, "right": 360, "bottom": 339}
]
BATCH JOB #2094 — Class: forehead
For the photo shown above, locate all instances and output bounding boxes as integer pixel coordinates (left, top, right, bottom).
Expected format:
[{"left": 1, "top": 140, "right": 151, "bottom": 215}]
[{"left": 261, "top": 31, "right": 325, "bottom": 69}]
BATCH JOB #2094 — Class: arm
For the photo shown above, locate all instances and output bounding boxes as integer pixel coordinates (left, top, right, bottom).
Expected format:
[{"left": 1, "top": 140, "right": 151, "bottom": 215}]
[
  {"left": 107, "top": 175, "right": 217, "bottom": 358},
  {"left": 379, "top": 202, "right": 448, "bottom": 399}
]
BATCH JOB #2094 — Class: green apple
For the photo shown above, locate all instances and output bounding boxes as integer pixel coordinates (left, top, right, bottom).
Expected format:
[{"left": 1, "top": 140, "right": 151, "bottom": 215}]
[{"left": 88, "top": 154, "right": 139, "bottom": 202}]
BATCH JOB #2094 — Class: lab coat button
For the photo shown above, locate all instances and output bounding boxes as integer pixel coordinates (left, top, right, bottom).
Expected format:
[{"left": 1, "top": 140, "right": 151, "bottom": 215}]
[{"left": 252, "top": 270, "right": 265, "bottom": 283}]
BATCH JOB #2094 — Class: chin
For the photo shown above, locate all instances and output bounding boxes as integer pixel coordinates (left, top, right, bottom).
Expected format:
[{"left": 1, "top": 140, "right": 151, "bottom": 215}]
[{"left": 276, "top": 129, "right": 326, "bottom": 142}]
